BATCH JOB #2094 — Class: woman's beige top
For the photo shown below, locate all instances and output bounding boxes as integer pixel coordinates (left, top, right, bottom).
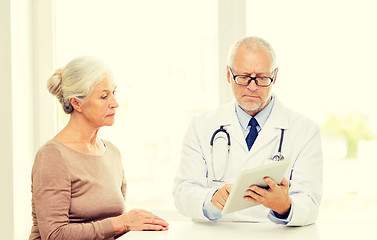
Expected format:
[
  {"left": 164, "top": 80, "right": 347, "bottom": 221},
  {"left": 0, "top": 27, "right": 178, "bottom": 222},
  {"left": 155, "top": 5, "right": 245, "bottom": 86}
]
[{"left": 29, "top": 139, "right": 127, "bottom": 240}]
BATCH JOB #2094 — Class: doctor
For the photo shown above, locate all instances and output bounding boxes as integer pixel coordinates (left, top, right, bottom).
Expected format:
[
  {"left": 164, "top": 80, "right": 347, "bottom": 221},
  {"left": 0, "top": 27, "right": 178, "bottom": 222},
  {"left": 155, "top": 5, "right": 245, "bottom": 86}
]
[{"left": 173, "top": 36, "right": 322, "bottom": 226}]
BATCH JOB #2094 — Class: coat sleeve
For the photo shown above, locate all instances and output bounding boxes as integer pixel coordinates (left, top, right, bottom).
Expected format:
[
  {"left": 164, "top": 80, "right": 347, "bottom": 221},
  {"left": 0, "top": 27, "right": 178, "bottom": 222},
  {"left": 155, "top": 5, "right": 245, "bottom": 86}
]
[
  {"left": 172, "top": 117, "right": 218, "bottom": 221},
  {"left": 272, "top": 122, "right": 323, "bottom": 226},
  {"left": 32, "top": 147, "right": 116, "bottom": 240}
]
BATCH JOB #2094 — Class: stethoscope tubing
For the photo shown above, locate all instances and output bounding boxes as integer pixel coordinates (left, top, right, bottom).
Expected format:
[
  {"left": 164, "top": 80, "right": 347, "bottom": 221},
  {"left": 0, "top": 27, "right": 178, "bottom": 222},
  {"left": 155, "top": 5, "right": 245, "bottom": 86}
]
[
  {"left": 210, "top": 125, "right": 285, "bottom": 181},
  {"left": 210, "top": 126, "right": 230, "bottom": 182},
  {"left": 210, "top": 126, "right": 230, "bottom": 147}
]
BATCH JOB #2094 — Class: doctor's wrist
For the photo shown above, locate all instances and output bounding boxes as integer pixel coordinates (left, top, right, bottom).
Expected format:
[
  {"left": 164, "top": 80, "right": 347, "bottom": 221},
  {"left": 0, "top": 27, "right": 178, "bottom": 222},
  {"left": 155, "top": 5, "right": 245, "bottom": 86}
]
[
  {"left": 275, "top": 204, "right": 291, "bottom": 219},
  {"left": 274, "top": 199, "right": 291, "bottom": 219}
]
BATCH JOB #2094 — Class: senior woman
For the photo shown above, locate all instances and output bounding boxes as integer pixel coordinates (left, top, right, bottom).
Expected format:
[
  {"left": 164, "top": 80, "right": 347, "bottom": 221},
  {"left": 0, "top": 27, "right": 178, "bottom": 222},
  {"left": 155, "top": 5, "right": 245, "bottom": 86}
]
[{"left": 29, "top": 56, "right": 168, "bottom": 240}]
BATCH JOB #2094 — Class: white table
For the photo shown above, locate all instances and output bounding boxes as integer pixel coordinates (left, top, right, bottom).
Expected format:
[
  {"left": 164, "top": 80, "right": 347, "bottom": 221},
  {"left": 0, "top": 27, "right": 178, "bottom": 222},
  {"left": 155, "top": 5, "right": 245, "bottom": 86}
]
[{"left": 119, "top": 211, "right": 376, "bottom": 240}]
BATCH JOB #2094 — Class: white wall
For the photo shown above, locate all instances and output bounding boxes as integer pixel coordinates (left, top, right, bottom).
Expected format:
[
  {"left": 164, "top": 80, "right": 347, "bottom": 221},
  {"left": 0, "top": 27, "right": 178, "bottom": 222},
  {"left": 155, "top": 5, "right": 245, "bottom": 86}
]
[
  {"left": 0, "top": 0, "right": 14, "bottom": 238},
  {"left": 217, "top": 0, "right": 245, "bottom": 104},
  {"left": 1, "top": 1, "right": 56, "bottom": 239},
  {"left": 32, "top": 0, "right": 57, "bottom": 146},
  {"left": 11, "top": 1, "right": 34, "bottom": 239}
]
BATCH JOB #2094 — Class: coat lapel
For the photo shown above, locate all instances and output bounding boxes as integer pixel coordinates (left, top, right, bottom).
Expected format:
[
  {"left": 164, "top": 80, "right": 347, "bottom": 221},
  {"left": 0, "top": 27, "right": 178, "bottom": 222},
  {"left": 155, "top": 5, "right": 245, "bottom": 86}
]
[
  {"left": 215, "top": 97, "right": 290, "bottom": 159},
  {"left": 247, "top": 97, "right": 289, "bottom": 158},
  {"left": 215, "top": 102, "right": 249, "bottom": 153}
]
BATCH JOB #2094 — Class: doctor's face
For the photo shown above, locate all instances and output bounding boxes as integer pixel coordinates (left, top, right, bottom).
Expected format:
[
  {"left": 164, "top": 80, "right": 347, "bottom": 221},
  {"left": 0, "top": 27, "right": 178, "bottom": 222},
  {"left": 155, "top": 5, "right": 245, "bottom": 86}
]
[{"left": 227, "top": 46, "right": 276, "bottom": 116}]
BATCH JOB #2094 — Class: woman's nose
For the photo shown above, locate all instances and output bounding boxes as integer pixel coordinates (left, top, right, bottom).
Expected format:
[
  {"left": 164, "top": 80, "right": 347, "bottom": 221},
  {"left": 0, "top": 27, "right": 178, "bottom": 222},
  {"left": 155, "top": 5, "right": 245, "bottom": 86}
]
[{"left": 109, "top": 96, "right": 119, "bottom": 109}]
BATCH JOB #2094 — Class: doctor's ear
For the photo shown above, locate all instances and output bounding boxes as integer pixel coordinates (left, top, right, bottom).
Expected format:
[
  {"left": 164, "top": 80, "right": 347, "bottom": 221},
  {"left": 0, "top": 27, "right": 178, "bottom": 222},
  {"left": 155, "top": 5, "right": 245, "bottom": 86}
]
[
  {"left": 226, "top": 66, "right": 231, "bottom": 84},
  {"left": 272, "top": 67, "right": 279, "bottom": 84},
  {"left": 69, "top": 97, "right": 82, "bottom": 112}
]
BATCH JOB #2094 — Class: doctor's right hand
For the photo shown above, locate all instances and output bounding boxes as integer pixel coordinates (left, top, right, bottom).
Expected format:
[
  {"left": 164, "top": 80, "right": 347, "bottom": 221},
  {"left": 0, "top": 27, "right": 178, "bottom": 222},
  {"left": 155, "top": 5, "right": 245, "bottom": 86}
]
[{"left": 211, "top": 184, "right": 233, "bottom": 210}]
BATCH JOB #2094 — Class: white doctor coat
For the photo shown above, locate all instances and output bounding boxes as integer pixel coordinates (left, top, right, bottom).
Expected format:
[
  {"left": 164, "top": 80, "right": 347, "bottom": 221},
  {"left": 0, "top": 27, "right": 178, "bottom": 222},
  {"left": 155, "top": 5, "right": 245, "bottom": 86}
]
[{"left": 173, "top": 96, "right": 323, "bottom": 226}]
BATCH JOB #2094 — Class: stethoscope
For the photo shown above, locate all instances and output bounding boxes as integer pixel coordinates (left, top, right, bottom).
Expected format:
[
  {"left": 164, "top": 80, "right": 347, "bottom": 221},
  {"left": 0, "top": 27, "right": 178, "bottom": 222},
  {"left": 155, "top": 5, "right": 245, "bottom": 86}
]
[{"left": 209, "top": 125, "right": 285, "bottom": 182}]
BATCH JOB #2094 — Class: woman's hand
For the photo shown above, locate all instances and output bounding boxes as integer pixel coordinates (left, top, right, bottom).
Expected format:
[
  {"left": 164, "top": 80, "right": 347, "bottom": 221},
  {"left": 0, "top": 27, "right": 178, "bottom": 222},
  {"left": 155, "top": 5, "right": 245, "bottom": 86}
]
[{"left": 111, "top": 209, "right": 169, "bottom": 235}]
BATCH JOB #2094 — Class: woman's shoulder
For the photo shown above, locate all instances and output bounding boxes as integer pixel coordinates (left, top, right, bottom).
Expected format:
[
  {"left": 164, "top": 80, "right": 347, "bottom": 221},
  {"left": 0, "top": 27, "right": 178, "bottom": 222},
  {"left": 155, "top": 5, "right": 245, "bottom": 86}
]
[
  {"left": 101, "top": 140, "right": 123, "bottom": 170},
  {"left": 101, "top": 139, "right": 117, "bottom": 150},
  {"left": 101, "top": 139, "right": 121, "bottom": 156},
  {"left": 36, "top": 139, "right": 64, "bottom": 156},
  {"left": 33, "top": 139, "right": 69, "bottom": 174}
]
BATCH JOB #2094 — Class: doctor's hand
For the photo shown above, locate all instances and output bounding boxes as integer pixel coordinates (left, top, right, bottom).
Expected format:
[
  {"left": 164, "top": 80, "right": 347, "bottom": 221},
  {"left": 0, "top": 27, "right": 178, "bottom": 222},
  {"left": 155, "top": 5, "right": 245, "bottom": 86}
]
[
  {"left": 211, "top": 184, "right": 233, "bottom": 211},
  {"left": 244, "top": 177, "right": 291, "bottom": 218}
]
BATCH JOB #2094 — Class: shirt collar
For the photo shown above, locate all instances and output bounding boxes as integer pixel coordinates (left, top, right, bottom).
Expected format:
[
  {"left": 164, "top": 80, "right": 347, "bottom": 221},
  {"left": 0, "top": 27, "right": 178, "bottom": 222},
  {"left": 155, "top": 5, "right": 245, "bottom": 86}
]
[{"left": 235, "top": 95, "right": 275, "bottom": 131}]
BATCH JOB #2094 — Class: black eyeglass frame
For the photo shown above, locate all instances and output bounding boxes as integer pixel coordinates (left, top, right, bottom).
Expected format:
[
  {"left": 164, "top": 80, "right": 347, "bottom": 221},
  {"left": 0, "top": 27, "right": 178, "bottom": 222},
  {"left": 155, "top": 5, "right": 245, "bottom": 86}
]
[{"left": 229, "top": 67, "right": 277, "bottom": 87}]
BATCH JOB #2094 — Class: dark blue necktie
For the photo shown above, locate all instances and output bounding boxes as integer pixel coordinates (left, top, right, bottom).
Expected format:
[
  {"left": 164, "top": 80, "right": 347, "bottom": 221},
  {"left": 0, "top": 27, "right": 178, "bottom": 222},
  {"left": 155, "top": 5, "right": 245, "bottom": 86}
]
[{"left": 246, "top": 118, "right": 259, "bottom": 150}]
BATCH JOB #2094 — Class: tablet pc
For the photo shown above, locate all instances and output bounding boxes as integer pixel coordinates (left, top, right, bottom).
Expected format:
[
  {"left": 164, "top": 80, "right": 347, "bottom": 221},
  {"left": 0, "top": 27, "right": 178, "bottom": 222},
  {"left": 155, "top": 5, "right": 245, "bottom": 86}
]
[{"left": 221, "top": 159, "right": 291, "bottom": 215}]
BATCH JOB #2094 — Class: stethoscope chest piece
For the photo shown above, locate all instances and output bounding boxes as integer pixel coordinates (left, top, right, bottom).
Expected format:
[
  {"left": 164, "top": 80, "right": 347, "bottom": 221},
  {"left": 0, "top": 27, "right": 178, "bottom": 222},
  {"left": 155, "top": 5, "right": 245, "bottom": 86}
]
[
  {"left": 272, "top": 154, "right": 285, "bottom": 161},
  {"left": 271, "top": 129, "right": 285, "bottom": 161}
]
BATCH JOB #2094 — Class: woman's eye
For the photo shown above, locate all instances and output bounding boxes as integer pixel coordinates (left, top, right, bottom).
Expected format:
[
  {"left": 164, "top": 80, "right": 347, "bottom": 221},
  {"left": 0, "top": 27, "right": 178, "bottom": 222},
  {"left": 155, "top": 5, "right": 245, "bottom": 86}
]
[{"left": 101, "top": 95, "right": 108, "bottom": 99}]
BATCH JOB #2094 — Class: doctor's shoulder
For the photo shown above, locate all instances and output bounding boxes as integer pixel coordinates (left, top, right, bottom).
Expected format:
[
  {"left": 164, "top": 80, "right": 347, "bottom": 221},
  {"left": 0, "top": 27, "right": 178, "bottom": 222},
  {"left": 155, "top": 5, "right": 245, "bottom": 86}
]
[
  {"left": 189, "top": 102, "right": 232, "bottom": 127},
  {"left": 184, "top": 103, "right": 232, "bottom": 144},
  {"left": 285, "top": 106, "right": 321, "bottom": 136}
]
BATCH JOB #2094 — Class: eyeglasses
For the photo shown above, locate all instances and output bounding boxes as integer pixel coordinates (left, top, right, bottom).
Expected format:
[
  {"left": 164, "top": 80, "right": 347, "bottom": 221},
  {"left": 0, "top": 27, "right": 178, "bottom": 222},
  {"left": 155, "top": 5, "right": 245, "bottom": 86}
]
[{"left": 229, "top": 67, "right": 277, "bottom": 87}]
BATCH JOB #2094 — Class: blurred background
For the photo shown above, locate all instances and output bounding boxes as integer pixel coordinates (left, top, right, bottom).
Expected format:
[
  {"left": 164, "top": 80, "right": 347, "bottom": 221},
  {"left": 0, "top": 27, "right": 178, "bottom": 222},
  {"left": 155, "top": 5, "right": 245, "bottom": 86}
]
[{"left": 2, "top": 0, "right": 377, "bottom": 239}]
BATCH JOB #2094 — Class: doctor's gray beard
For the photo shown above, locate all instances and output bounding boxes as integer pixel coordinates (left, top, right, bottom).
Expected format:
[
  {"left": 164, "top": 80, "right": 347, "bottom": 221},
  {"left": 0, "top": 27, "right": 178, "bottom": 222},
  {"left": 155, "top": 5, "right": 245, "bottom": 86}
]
[{"left": 238, "top": 94, "right": 272, "bottom": 115}]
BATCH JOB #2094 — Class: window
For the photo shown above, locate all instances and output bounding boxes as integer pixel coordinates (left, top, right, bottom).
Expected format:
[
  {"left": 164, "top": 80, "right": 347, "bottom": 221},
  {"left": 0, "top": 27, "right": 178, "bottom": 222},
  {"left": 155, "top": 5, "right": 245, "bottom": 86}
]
[
  {"left": 54, "top": 0, "right": 377, "bottom": 221},
  {"left": 55, "top": 0, "right": 218, "bottom": 210},
  {"left": 246, "top": 0, "right": 377, "bottom": 221}
]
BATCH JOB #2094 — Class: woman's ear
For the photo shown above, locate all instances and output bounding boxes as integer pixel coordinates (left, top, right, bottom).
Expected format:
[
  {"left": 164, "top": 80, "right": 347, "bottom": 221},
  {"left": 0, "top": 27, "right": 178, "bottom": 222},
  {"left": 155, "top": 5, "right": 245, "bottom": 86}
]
[{"left": 69, "top": 98, "right": 82, "bottom": 112}]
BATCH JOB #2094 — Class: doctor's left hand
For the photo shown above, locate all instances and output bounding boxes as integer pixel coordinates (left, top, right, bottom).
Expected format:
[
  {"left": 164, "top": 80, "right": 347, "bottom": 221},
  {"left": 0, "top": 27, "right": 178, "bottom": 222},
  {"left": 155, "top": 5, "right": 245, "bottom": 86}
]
[{"left": 244, "top": 177, "right": 291, "bottom": 218}]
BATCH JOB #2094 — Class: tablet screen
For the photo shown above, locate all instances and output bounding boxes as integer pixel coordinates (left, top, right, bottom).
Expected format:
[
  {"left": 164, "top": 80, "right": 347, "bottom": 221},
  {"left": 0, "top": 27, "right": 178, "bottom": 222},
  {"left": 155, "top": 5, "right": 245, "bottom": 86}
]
[{"left": 222, "top": 160, "right": 291, "bottom": 214}]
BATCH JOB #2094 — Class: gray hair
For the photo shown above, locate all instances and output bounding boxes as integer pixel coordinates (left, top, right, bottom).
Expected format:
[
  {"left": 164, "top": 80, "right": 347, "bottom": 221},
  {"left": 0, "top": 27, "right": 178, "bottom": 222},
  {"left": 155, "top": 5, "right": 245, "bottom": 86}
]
[
  {"left": 228, "top": 36, "right": 276, "bottom": 71},
  {"left": 47, "top": 56, "right": 113, "bottom": 114}
]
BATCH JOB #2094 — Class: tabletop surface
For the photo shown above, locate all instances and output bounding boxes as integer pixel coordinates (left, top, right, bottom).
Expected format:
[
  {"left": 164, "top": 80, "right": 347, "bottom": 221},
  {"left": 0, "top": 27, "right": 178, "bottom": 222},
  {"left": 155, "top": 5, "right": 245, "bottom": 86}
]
[{"left": 118, "top": 211, "right": 376, "bottom": 240}]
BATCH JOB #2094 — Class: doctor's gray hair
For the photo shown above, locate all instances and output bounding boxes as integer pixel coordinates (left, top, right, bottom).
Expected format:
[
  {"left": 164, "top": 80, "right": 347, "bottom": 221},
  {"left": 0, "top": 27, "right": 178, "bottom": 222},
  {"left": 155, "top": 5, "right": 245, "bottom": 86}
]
[
  {"left": 47, "top": 56, "right": 113, "bottom": 114},
  {"left": 228, "top": 36, "right": 276, "bottom": 71}
]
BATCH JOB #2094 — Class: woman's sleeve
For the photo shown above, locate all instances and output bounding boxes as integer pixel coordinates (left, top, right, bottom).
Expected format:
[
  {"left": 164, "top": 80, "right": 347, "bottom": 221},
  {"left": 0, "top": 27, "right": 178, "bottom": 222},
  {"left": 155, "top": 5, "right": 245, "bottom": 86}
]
[
  {"left": 113, "top": 141, "right": 126, "bottom": 201},
  {"left": 32, "top": 146, "right": 116, "bottom": 240},
  {"left": 121, "top": 170, "right": 127, "bottom": 200}
]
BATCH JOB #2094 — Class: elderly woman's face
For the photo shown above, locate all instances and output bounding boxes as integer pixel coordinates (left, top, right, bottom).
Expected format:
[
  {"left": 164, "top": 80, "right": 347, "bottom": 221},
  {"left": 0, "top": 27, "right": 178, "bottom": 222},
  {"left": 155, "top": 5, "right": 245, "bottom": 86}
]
[{"left": 80, "top": 77, "right": 118, "bottom": 128}]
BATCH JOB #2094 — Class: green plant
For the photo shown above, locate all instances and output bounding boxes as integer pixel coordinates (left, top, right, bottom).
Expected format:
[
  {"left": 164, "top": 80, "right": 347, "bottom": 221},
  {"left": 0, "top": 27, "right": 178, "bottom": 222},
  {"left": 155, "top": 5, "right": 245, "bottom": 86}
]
[{"left": 322, "top": 114, "right": 377, "bottom": 158}]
